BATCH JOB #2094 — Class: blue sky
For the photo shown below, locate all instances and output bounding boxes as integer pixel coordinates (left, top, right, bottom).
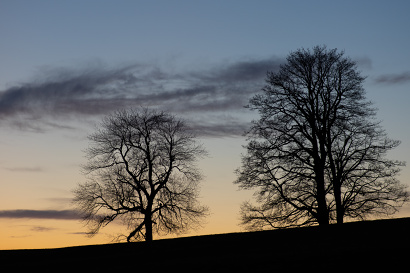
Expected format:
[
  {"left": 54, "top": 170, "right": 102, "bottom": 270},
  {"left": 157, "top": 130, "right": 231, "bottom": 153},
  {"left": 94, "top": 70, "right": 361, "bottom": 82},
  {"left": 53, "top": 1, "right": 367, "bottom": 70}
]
[{"left": 1, "top": 0, "right": 410, "bottom": 249}]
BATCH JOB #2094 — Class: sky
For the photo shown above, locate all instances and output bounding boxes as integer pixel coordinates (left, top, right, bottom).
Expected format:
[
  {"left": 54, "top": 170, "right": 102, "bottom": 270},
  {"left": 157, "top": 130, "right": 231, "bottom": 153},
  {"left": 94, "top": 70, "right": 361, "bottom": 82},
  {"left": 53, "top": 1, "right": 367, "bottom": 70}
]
[{"left": 1, "top": 0, "right": 410, "bottom": 250}]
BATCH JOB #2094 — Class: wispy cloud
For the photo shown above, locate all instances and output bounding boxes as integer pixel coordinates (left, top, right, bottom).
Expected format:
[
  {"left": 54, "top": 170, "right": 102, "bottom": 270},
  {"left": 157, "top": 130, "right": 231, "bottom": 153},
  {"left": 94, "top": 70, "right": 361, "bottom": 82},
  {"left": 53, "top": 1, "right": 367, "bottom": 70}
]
[
  {"left": 374, "top": 71, "right": 410, "bottom": 85},
  {"left": 354, "top": 56, "right": 372, "bottom": 70},
  {"left": 30, "top": 226, "right": 57, "bottom": 232},
  {"left": 3, "top": 167, "right": 44, "bottom": 172},
  {"left": 0, "top": 209, "right": 81, "bottom": 220},
  {"left": 44, "top": 197, "right": 73, "bottom": 205},
  {"left": 188, "top": 117, "right": 250, "bottom": 138},
  {"left": 0, "top": 58, "right": 282, "bottom": 136}
]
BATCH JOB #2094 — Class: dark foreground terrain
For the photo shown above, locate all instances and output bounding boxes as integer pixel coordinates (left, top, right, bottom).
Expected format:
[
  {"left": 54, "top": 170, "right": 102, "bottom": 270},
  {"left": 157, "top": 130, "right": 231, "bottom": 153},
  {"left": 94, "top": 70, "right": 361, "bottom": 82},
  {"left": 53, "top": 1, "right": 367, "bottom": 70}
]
[{"left": 1, "top": 218, "right": 409, "bottom": 272}]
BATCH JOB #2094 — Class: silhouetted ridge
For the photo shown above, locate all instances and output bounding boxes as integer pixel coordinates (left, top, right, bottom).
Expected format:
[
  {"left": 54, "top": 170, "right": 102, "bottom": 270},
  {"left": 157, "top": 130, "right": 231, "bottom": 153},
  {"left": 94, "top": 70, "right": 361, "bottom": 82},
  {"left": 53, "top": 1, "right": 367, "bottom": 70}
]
[{"left": 1, "top": 218, "right": 409, "bottom": 271}]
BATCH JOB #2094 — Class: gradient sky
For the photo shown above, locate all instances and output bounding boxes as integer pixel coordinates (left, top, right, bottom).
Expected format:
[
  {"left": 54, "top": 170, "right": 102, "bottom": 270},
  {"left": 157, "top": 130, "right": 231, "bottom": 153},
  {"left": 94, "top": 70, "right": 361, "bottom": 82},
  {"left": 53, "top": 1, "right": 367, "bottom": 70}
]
[{"left": 1, "top": 0, "right": 410, "bottom": 250}]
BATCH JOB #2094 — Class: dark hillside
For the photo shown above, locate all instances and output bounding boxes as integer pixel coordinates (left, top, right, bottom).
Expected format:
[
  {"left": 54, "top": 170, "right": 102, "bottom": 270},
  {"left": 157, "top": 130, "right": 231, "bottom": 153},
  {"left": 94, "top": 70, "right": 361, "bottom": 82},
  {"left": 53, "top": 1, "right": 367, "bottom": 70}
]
[{"left": 1, "top": 217, "right": 409, "bottom": 272}]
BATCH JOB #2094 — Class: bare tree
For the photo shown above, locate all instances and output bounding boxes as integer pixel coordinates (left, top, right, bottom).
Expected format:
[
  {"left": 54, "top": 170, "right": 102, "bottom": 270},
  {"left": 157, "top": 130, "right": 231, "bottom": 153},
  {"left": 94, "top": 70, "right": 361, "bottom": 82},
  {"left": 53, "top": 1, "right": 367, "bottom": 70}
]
[
  {"left": 235, "top": 46, "right": 408, "bottom": 229},
  {"left": 73, "top": 108, "right": 208, "bottom": 242},
  {"left": 327, "top": 109, "right": 408, "bottom": 223}
]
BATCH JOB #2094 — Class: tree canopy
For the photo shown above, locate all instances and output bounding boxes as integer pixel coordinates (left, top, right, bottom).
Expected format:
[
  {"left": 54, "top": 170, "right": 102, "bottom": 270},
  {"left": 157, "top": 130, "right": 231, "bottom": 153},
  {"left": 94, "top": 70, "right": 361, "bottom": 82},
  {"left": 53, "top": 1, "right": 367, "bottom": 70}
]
[
  {"left": 74, "top": 108, "right": 208, "bottom": 242},
  {"left": 235, "top": 46, "right": 408, "bottom": 229}
]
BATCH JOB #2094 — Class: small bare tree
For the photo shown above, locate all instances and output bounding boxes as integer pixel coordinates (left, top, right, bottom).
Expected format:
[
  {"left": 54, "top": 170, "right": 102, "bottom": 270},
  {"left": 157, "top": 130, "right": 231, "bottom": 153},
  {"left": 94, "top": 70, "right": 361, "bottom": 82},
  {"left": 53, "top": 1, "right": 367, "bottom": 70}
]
[{"left": 73, "top": 108, "right": 208, "bottom": 242}]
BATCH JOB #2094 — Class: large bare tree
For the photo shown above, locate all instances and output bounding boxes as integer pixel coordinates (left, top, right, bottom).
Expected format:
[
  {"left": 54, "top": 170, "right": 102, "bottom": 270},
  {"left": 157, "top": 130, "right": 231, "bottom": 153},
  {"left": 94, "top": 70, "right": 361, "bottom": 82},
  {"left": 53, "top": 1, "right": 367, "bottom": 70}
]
[
  {"left": 235, "top": 46, "right": 408, "bottom": 229},
  {"left": 73, "top": 108, "right": 208, "bottom": 242}
]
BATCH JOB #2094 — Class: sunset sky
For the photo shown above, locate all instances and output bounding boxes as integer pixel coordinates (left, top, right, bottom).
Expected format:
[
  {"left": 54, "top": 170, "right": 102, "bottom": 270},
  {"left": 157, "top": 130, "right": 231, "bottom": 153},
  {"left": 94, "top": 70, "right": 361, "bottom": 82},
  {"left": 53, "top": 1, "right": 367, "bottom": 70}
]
[{"left": 1, "top": 0, "right": 410, "bottom": 250}]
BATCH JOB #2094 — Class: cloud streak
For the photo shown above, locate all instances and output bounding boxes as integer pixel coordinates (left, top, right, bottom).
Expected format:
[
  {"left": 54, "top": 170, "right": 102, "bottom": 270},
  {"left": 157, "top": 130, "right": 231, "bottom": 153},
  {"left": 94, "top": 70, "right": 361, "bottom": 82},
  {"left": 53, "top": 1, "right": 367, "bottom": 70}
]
[
  {"left": 0, "top": 209, "right": 81, "bottom": 220},
  {"left": 30, "top": 226, "right": 57, "bottom": 232},
  {"left": 0, "top": 57, "right": 282, "bottom": 136},
  {"left": 374, "top": 72, "right": 410, "bottom": 85},
  {"left": 3, "top": 167, "right": 44, "bottom": 172}
]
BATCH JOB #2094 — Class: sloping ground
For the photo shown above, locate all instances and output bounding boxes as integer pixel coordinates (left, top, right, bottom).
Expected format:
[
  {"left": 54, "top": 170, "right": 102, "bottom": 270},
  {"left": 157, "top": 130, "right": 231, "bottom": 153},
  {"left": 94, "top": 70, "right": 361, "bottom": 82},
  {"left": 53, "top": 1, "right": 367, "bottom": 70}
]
[{"left": 1, "top": 217, "right": 409, "bottom": 272}]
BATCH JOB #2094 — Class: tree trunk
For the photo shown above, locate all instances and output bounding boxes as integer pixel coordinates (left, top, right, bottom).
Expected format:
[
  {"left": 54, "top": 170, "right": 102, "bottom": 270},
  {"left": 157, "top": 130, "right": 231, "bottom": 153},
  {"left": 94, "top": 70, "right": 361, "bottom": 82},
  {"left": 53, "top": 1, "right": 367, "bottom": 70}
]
[
  {"left": 315, "top": 165, "right": 329, "bottom": 226},
  {"left": 311, "top": 119, "right": 329, "bottom": 227},
  {"left": 145, "top": 215, "right": 153, "bottom": 242},
  {"left": 334, "top": 183, "right": 344, "bottom": 224},
  {"left": 316, "top": 179, "right": 329, "bottom": 226}
]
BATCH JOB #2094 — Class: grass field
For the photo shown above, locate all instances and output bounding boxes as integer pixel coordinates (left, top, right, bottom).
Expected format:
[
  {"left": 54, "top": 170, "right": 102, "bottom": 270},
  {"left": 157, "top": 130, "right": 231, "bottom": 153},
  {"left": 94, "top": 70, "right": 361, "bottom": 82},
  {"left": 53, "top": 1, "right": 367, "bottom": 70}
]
[{"left": 1, "top": 217, "right": 409, "bottom": 272}]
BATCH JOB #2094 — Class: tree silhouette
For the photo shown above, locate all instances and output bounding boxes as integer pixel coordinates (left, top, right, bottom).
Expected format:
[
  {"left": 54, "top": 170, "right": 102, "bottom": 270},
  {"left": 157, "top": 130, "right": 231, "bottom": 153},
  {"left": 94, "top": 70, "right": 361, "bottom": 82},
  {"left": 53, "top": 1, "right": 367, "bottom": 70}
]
[
  {"left": 74, "top": 108, "right": 208, "bottom": 242},
  {"left": 235, "top": 46, "right": 408, "bottom": 229}
]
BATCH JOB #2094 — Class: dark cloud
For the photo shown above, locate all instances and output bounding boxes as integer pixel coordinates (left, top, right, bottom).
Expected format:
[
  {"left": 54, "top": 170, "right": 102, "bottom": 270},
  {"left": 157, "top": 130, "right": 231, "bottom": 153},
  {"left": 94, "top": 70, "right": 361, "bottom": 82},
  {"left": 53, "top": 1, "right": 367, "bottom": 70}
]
[
  {"left": 0, "top": 64, "right": 142, "bottom": 117},
  {"left": 374, "top": 72, "right": 410, "bottom": 84},
  {"left": 0, "top": 57, "right": 282, "bottom": 136},
  {"left": 0, "top": 209, "right": 81, "bottom": 220}
]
